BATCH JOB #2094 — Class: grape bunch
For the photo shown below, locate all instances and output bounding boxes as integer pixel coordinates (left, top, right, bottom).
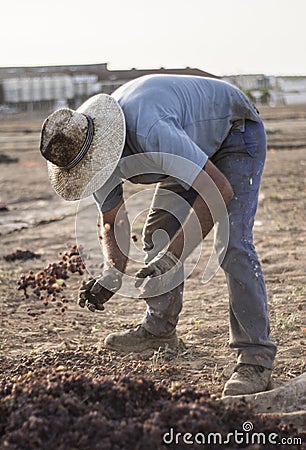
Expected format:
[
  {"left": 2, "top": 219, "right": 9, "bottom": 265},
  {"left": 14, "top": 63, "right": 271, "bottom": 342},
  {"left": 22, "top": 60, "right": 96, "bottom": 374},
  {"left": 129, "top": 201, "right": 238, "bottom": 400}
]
[{"left": 17, "top": 245, "right": 86, "bottom": 311}]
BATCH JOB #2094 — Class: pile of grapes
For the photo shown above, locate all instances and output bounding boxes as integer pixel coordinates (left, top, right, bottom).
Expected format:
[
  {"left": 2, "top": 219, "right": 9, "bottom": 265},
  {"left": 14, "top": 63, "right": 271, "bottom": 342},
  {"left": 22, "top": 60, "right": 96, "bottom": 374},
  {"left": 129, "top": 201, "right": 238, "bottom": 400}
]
[
  {"left": 17, "top": 245, "right": 86, "bottom": 311},
  {"left": 0, "top": 370, "right": 304, "bottom": 450}
]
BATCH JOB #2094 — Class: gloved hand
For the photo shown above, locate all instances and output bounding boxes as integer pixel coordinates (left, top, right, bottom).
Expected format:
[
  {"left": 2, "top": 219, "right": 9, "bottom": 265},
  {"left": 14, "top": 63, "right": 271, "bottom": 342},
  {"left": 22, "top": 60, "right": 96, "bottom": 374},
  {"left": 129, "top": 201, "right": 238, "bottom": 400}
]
[
  {"left": 135, "top": 251, "right": 182, "bottom": 297},
  {"left": 78, "top": 266, "right": 122, "bottom": 312}
]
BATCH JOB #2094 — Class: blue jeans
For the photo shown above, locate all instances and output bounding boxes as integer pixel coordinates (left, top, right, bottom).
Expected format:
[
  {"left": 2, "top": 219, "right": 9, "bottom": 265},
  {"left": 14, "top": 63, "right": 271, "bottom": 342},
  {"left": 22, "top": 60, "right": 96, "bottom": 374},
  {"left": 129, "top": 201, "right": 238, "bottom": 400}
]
[{"left": 141, "top": 119, "right": 277, "bottom": 369}]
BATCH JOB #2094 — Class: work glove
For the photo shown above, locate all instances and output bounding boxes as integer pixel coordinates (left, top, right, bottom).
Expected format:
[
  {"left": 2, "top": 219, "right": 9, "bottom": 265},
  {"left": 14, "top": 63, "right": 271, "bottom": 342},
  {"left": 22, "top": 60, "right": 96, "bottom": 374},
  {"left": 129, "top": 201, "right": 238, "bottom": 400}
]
[
  {"left": 78, "top": 266, "right": 122, "bottom": 312},
  {"left": 135, "top": 251, "right": 182, "bottom": 297}
]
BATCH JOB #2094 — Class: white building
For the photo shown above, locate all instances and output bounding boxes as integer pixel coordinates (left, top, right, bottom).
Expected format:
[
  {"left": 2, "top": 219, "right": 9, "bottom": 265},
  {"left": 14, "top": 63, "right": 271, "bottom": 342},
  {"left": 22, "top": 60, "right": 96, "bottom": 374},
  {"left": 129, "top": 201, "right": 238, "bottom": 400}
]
[{"left": 223, "top": 74, "right": 306, "bottom": 106}]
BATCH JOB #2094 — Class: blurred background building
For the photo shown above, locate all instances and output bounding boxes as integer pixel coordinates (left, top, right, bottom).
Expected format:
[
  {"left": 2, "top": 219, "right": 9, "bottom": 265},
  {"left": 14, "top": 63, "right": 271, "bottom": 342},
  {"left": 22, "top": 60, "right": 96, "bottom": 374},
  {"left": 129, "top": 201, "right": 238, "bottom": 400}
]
[
  {"left": 1, "top": 64, "right": 306, "bottom": 114},
  {"left": 223, "top": 74, "right": 306, "bottom": 106},
  {"left": 0, "top": 63, "right": 216, "bottom": 113}
]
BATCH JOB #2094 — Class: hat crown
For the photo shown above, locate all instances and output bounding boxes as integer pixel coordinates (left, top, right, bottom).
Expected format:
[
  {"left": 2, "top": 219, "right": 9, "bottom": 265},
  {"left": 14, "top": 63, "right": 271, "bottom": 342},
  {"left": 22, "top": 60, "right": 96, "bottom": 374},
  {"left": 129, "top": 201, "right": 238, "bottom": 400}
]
[
  {"left": 40, "top": 93, "right": 126, "bottom": 201},
  {"left": 40, "top": 108, "right": 88, "bottom": 168}
]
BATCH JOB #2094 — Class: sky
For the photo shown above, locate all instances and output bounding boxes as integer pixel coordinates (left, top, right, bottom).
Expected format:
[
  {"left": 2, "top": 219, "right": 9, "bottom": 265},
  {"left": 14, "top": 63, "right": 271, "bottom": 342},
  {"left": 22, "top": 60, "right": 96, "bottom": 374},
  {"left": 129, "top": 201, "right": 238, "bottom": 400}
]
[{"left": 2, "top": 0, "right": 306, "bottom": 76}]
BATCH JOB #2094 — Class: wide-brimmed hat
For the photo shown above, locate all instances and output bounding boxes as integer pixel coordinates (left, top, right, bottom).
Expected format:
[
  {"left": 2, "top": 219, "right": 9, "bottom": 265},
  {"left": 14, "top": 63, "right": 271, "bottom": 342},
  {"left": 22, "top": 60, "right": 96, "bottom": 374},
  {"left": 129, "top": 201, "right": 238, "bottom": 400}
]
[{"left": 40, "top": 94, "right": 126, "bottom": 201}]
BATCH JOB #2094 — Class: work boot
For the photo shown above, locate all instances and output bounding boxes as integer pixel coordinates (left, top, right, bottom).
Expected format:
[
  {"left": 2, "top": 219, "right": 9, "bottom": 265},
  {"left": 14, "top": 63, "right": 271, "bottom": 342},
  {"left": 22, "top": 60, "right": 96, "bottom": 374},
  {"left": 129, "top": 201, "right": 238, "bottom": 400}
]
[
  {"left": 222, "top": 363, "right": 272, "bottom": 397},
  {"left": 104, "top": 324, "right": 179, "bottom": 353}
]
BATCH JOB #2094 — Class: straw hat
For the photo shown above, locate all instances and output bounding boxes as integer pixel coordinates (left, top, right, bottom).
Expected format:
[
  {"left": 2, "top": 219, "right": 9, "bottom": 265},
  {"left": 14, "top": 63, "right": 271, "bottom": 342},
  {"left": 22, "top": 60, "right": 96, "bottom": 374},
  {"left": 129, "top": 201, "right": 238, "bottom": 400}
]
[{"left": 40, "top": 94, "right": 126, "bottom": 201}]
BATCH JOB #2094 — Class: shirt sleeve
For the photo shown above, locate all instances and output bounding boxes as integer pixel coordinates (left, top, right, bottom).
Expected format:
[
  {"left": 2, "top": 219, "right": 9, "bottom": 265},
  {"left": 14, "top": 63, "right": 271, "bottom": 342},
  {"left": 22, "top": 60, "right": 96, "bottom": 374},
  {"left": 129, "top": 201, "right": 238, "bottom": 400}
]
[
  {"left": 93, "top": 174, "right": 123, "bottom": 212},
  {"left": 144, "top": 115, "right": 208, "bottom": 189}
]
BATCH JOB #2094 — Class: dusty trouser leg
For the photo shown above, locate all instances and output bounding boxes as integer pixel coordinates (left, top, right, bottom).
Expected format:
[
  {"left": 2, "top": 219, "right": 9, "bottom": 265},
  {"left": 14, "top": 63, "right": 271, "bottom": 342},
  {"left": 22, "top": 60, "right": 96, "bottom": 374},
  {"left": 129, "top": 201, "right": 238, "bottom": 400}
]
[
  {"left": 141, "top": 178, "right": 197, "bottom": 337},
  {"left": 212, "top": 120, "right": 277, "bottom": 369}
]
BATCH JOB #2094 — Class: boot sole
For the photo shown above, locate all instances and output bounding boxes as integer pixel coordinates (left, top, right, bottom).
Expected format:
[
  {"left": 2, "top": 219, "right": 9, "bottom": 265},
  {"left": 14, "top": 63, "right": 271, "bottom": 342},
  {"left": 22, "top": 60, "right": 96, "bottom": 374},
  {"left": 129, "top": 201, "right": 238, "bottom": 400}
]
[{"left": 222, "top": 380, "right": 272, "bottom": 397}]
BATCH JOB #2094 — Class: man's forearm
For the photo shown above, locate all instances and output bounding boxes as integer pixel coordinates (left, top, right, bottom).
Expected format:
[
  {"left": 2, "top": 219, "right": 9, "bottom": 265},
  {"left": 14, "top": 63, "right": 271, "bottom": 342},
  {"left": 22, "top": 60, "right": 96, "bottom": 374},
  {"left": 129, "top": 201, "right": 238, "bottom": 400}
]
[
  {"left": 102, "top": 227, "right": 129, "bottom": 272},
  {"left": 168, "top": 194, "right": 213, "bottom": 260},
  {"left": 168, "top": 161, "right": 233, "bottom": 261},
  {"left": 101, "top": 201, "right": 130, "bottom": 273}
]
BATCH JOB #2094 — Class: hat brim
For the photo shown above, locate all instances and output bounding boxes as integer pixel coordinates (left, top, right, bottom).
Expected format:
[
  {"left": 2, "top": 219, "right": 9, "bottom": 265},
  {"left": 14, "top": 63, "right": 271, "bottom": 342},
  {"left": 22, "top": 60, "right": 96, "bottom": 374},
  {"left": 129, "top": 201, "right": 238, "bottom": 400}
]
[{"left": 47, "top": 94, "right": 126, "bottom": 201}]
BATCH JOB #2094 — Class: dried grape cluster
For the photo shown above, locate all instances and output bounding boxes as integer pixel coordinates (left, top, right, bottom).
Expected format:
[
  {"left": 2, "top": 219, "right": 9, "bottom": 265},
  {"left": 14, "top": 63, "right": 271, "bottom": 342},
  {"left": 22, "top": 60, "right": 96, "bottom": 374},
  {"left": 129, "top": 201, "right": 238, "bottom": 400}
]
[
  {"left": 17, "top": 245, "right": 86, "bottom": 311},
  {"left": 4, "top": 249, "right": 41, "bottom": 262}
]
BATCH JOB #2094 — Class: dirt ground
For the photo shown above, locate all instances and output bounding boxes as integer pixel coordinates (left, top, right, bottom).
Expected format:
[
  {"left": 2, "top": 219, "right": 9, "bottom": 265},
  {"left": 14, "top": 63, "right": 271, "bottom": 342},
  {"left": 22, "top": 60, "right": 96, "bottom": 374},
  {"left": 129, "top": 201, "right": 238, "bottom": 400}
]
[{"left": 0, "top": 104, "right": 305, "bottom": 448}]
